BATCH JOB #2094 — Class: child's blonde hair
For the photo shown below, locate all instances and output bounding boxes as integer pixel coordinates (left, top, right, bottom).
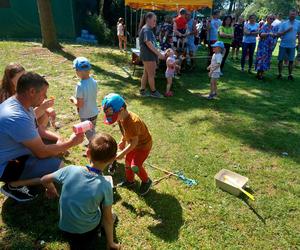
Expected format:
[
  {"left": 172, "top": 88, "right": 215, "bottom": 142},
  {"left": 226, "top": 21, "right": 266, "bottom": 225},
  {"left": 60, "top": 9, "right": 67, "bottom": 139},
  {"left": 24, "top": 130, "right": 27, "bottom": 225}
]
[{"left": 165, "top": 48, "right": 174, "bottom": 58}]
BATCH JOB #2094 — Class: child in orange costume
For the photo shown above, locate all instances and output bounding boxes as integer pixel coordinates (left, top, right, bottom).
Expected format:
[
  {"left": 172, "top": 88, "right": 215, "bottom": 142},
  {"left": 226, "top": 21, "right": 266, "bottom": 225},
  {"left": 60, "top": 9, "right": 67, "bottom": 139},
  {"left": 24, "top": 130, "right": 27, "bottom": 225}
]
[{"left": 102, "top": 93, "right": 152, "bottom": 196}]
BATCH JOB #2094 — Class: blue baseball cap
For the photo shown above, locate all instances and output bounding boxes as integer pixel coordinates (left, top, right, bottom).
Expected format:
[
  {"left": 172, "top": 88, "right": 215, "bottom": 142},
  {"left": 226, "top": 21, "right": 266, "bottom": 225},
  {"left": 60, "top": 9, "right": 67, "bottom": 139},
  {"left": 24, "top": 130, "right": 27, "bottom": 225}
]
[
  {"left": 102, "top": 93, "right": 125, "bottom": 124},
  {"left": 211, "top": 41, "right": 225, "bottom": 49},
  {"left": 73, "top": 57, "right": 91, "bottom": 71}
]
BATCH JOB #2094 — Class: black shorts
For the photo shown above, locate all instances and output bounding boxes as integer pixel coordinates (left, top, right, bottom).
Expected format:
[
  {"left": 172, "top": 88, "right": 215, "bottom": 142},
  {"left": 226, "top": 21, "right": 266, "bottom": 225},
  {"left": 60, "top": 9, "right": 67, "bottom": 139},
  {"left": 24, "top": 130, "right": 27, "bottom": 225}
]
[
  {"left": 61, "top": 223, "right": 101, "bottom": 250},
  {"left": 0, "top": 155, "right": 29, "bottom": 182}
]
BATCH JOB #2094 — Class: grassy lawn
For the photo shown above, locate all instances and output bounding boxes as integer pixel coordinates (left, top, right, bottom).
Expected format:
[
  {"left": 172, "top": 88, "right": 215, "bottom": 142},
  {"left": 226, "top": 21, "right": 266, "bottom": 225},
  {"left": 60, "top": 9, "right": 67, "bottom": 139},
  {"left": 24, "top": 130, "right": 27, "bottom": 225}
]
[{"left": 0, "top": 41, "right": 300, "bottom": 249}]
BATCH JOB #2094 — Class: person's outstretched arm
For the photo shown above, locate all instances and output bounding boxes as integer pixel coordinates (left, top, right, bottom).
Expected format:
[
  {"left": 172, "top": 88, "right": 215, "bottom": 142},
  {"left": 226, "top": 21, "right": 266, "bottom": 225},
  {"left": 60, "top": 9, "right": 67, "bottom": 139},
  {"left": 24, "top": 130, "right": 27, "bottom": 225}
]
[{"left": 102, "top": 205, "right": 121, "bottom": 249}]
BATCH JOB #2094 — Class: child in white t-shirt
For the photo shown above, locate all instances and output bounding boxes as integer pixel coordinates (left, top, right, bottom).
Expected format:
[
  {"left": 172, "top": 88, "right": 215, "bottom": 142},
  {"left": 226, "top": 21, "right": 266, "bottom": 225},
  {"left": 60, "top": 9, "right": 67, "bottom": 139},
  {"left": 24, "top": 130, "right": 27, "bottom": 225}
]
[
  {"left": 70, "top": 57, "right": 98, "bottom": 141},
  {"left": 164, "top": 48, "right": 180, "bottom": 97},
  {"left": 207, "top": 41, "right": 224, "bottom": 99}
]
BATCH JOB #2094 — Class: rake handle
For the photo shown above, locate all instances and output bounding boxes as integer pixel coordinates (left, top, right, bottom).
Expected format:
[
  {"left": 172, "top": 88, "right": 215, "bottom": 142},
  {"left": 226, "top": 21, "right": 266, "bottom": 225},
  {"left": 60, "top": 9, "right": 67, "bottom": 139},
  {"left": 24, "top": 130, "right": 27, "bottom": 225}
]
[{"left": 146, "top": 163, "right": 178, "bottom": 177}]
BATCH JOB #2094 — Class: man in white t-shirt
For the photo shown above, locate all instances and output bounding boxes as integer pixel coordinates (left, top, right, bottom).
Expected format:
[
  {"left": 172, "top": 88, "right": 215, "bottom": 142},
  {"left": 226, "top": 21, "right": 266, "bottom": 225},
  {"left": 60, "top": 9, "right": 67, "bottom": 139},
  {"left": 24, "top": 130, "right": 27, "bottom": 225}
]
[{"left": 272, "top": 13, "right": 282, "bottom": 28}]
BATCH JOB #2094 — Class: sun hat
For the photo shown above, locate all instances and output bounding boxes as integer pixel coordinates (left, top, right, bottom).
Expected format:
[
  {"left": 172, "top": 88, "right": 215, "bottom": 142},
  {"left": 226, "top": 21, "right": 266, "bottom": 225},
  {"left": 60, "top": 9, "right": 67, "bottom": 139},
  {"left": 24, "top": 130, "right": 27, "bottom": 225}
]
[
  {"left": 211, "top": 41, "right": 225, "bottom": 49},
  {"left": 73, "top": 57, "right": 91, "bottom": 71}
]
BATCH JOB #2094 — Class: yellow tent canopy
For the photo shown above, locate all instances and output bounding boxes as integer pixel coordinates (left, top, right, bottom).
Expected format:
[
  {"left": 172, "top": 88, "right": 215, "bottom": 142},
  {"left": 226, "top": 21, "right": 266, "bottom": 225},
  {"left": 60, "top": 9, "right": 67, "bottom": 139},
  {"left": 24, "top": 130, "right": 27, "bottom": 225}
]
[{"left": 125, "top": 0, "right": 212, "bottom": 11}]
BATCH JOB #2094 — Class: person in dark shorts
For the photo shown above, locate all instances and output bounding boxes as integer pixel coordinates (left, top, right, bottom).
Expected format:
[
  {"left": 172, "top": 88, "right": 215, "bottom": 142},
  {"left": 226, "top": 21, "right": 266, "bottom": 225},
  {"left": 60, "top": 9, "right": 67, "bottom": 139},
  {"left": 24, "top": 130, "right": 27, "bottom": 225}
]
[{"left": 138, "top": 12, "right": 165, "bottom": 98}]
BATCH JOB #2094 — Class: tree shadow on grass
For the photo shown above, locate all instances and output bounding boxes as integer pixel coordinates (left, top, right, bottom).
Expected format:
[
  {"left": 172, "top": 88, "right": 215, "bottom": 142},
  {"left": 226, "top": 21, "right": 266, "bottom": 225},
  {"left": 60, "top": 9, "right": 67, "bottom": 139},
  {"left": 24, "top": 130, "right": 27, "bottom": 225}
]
[
  {"left": 121, "top": 189, "right": 183, "bottom": 242},
  {"left": 1, "top": 181, "right": 121, "bottom": 249},
  {"left": 217, "top": 188, "right": 266, "bottom": 224},
  {"left": 51, "top": 47, "right": 76, "bottom": 61},
  {"left": 126, "top": 63, "right": 300, "bottom": 163},
  {"left": 1, "top": 195, "right": 61, "bottom": 249}
]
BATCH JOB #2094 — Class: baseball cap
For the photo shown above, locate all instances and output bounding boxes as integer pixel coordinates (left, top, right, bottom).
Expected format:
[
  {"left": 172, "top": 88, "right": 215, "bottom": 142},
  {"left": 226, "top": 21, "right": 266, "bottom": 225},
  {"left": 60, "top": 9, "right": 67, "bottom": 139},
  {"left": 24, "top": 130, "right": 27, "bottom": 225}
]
[
  {"left": 102, "top": 93, "right": 125, "bottom": 125},
  {"left": 73, "top": 57, "right": 91, "bottom": 71},
  {"left": 212, "top": 41, "right": 225, "bottom": 49}
]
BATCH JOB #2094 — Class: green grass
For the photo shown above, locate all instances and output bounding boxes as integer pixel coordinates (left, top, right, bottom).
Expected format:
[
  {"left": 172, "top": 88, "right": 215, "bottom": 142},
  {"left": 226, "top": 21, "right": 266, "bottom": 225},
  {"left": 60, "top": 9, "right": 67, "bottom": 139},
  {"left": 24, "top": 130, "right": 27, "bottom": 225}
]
[{"left": 0, "top": 41, "right": 300, "bottom": 249}]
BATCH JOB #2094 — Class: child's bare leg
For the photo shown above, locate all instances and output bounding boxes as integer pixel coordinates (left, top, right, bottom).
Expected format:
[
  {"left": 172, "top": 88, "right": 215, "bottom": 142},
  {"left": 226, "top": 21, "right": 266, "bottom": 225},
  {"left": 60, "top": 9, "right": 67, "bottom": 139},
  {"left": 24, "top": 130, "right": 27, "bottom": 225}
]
[
  {"left": 118, "top": 37, "right": 123, "bottom": 50},
  {"left": 166, "top": 77, "right": 172, "bottom": 93},
  {"left": 210, "top": 78, "right": 217, "bottom": 94},
  {"left": 123, "top": 37, "right": 127, "bottom": 50},
  {"left": 213, "top": 79, "right": 217, "bottom": 94},
  {"left": 38, "top": 113, "right": 49, "bottom": 128}
]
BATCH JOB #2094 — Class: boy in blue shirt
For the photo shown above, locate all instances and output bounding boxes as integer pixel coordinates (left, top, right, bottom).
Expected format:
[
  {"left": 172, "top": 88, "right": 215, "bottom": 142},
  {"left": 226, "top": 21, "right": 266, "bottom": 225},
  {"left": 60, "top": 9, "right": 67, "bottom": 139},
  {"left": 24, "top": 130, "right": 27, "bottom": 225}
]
[
  {"left": 70, "top": 57, "right": 98, "bottom": 141},
  {"left": 41, "top": 133, "right": 121, "bottom": 250}
]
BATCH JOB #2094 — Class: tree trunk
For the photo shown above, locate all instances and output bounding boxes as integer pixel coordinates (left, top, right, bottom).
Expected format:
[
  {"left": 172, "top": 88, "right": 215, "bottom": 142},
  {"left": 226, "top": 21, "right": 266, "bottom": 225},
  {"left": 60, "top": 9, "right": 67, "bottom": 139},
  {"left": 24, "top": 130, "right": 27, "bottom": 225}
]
[
  {"left": 228, "top": 0, "right": 236, "bottom": 14},
  {"left": 36, "top": 0, "right": 60, "bottom": 50},
  {"left": 99, "top": 0, "right": 105, "bottom": 16}
]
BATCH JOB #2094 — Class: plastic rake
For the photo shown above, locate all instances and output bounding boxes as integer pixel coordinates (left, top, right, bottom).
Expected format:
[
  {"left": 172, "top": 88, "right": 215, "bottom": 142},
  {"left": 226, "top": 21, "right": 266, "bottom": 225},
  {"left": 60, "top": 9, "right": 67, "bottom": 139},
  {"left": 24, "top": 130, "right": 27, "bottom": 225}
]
[{"left": 146, "top": 163, "right": 198, "bottom": 187}]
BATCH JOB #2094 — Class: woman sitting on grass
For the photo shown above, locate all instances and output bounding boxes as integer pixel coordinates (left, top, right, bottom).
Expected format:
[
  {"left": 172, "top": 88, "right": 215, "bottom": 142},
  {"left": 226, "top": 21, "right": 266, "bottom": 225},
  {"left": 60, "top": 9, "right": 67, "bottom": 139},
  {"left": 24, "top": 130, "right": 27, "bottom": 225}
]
[{"left": 0, "top": 63, "right": 56, "bottom": 129}]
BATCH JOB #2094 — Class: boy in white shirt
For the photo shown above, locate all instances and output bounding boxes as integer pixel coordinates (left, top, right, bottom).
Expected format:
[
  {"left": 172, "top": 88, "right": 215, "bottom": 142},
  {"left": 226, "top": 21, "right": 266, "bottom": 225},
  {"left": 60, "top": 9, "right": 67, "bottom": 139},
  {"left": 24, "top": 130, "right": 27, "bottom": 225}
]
[
  {"left": 70, "top": 57, "right": 99, "bottom": 141},
  {"left": 207, "top": 41, "right": 224, "bottom": 99}
]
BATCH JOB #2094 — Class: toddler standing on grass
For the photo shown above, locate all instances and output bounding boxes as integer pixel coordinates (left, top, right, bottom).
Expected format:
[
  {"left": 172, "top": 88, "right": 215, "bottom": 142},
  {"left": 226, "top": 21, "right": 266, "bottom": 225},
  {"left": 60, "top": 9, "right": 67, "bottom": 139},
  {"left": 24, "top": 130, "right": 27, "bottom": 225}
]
[
  {"left": 164, "top": 48, "right": 180, "bottom": 97},
  {"left": 41, "top": 133, "right": 121, "bottom": 250},
  {"left": 207, "top": 41, "right": 224, "bottom": 100},
  {"left": 70, "top": 57, "right": 98, "bottom": 142},
  {"left": 102, "top": 93, "right": 153, "bottom": 196}
]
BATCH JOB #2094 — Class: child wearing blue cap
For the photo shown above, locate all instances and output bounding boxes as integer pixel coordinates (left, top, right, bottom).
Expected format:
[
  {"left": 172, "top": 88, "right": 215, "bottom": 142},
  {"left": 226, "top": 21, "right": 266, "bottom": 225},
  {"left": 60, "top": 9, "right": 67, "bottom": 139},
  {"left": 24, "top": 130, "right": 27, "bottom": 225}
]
[
  {"left": 102, "top": 93, "right": 153, "bottom": 196},
  {"left": 207, "top": 41, "right": 224, "bottom": 99},
  {"left": 70, "top": 57, "right": 98, "bottom": 141}
]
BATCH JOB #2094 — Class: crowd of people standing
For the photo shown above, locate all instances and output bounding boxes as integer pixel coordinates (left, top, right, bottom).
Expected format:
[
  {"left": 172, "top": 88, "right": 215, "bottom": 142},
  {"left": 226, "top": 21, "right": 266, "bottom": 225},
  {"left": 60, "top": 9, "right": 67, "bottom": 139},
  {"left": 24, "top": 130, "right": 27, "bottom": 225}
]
[
  {"left": 133, "top": 8, "right": 300, "bottom": 99},
  {"left": 205, "top": 9, "right": 300, "bottom": 80}
]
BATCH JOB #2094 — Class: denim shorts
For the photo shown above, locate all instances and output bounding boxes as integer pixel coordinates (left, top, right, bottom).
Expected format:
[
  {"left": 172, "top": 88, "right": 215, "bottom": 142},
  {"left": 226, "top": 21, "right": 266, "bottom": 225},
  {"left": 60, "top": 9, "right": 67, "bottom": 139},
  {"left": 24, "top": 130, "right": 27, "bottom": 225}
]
[
  {"left": 211, "top": 72, "right": 220, "bottom": 79},
  {"left": 165, "top": 71, "right": 175, "bottom": 78},
  {"left": 278, "top": 46, "right": 296, "bottom": 62},
  {"left": 19, "top": 156, "right": 61, "bottom": 180}
]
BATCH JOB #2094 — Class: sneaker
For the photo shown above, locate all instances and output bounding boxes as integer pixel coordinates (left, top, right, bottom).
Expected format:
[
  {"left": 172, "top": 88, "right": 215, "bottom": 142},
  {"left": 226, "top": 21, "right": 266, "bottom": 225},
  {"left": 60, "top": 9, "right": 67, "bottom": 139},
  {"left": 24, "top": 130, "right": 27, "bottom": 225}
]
[
  {"left": 140, "top": 179, "right": 152, "bottom": 196},
  {"left": 139, "top": 89, "right": 148, "bottom": 97},
  {"left": 164, "top": 91, "right": 173, "bottom": 97},
  {"left": 150, "top": 90, "right": 163, "bottom": 98},
  {"left": 277, "top": 74, "right": 283, "bottom": 80},
  {"left": 0, "top": 184, "right": 37, "bottom": 202},
  {"left": 207, "top": 93, "right": 217, "bottom": 100},
  {"left": 288, "top": 75, "right": 294, "bottom": 81},
  {"left": 117, "top": 180, "right": 135, "bottom": 188}
]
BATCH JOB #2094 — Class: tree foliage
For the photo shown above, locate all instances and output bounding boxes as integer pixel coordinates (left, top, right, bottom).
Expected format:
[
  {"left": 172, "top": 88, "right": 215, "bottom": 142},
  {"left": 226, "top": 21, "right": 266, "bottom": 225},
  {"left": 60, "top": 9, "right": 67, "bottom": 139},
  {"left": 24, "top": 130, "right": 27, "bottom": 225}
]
[
  {"left": 213, "top": 0, "right": 298, "bottom": 18},
  {"left": 242, "top": 0, "right": 297, "bottom": 18}
]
